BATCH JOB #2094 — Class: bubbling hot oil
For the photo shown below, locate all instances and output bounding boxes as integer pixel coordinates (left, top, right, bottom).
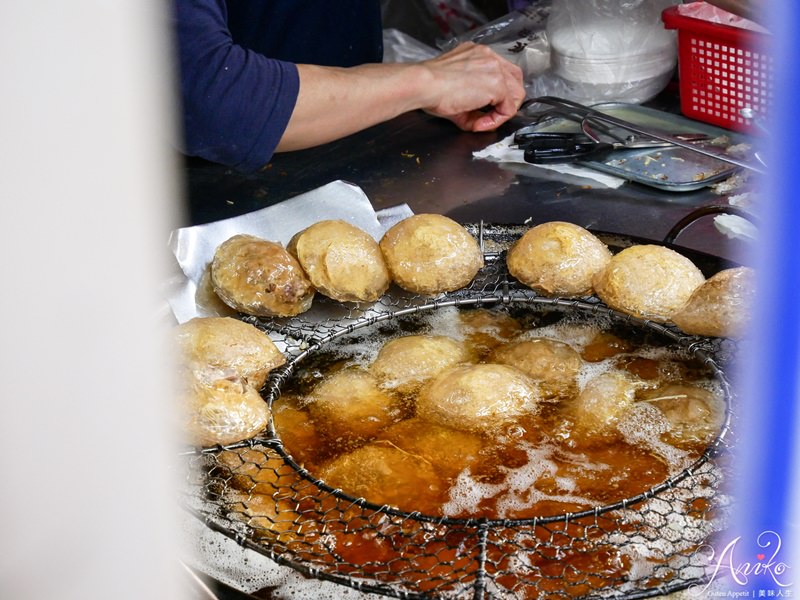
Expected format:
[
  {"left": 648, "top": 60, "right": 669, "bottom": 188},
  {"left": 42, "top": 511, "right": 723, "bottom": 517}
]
[{"left": 246, "top": 306, "right": 725, "bottom": 595}]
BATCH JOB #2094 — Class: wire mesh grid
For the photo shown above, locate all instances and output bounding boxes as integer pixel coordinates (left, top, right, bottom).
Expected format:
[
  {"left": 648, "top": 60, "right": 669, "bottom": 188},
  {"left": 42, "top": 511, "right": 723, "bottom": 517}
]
[{"left": 179, "top": 223, "right": 738, "bottom": 599}]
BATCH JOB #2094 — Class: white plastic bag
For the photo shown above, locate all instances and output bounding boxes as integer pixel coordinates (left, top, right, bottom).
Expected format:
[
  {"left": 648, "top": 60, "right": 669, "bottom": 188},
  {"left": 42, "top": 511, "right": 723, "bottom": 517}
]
[
  {"left": 450, "top": 0, "right": 681, "bottom": 105},
  {"left": 441, "top": 4, "right": 553, "bottom": 82},
  {"left": 382, "top": 28, "right": 439, "bottom": 63},
  {"left": 677, "top": 1, "right": 769, "bottom": 33},
  {"left": 528, "top": 0, "right": 679, "bottom": 104}
]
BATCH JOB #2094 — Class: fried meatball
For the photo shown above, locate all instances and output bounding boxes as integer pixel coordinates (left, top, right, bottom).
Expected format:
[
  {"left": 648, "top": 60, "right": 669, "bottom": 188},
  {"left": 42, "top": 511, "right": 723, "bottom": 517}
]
[
  {"left": 507, "top": 221, "right": 612, "bottom": 296},
  {"left": 182, "top": 377, "right": 269, "bottom": 447},
  {"left": 568, "top": 370, "right": 643, "bottom": 435},
  {"left": 173, "top": 317, "right": 285, "bottom": 446},
  {"left": 671, "top": 266, "right": 755, "bottom": 338},
  {"left": 379, "top": 214, "right": 484, "bottom": 295},
  {"left": 287, "top": 220, "right": 390, "bottom": 303},
  {"left": 642, "top": 384, "right": 725, "bottom": 446},
  {"left": 174, "top": 316, "right": 285, "bottom": 390},
  {"left": 490, "top": 338, "right": 583, "bottom": 400},
  {"left": 195, "top": 264, "right": 237, "bottom": 317},
  {"left": 593, "top": 245, "right": 705, "bottom": 322},
  {"left": 417, "top": 364, "right": 541, "bottom": 433},
  {"left": 211, "top": 234, "right": 314, "bottom": 317},
  {"left": 305, "top": 369, "right": 400, "bottom": 441},
  {"left": 317, "top": 443, "right": 447, "bottom": 514},
  {"left": 370, "top": 334, "right": 470, "bottom": 395},
  {"left": 379, "top": 418, "right": 484, "bottom": 480},
  {"left": 220, "top": 448, "right": 308, "bottom": 542},
  {"left": 225, "top": 490, "right": 304, "bottom": 543},
  {"left": 217, "top": 446, "right": 298, "bottom": 495}
]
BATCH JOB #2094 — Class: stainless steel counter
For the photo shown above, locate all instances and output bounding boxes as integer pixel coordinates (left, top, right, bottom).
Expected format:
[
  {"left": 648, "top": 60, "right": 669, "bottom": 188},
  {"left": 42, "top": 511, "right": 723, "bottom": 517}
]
[{"left": 183, "top": 107, "right": 752, "bottom": 264}]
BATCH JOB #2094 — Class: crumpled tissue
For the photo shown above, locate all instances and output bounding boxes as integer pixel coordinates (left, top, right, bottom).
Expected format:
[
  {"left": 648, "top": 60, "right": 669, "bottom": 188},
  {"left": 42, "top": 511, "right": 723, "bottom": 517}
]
[
  {"left": 166, "top": 180, "right": 413, "bottom": 323},
  {"left": 473, "top": 133, "right": 626, "bottom": 189},
  {"left": 714, "top": 213, "right": 758, "bottom": 242}
]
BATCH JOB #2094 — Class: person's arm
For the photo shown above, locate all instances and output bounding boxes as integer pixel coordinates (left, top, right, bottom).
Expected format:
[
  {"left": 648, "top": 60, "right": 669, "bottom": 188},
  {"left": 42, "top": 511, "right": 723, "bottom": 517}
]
[
  {"left": 175, "top": 0, "right": 300, "bottom": 172},
  {"left": 278, "top": 42, "right": 525, "bottom": 152},
  {"left": 175, "top": 0, "right": 524, "bottom": 170}
]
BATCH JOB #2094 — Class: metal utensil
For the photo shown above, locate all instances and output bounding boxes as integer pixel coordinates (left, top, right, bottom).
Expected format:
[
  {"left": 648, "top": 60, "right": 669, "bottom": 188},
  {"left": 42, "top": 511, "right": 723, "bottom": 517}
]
[
  {"left": 523, "top": 103, "right": 709, "bottom": 149},
  {"left": 513, "top": 124, "right": 698, "bottom": 165},
  {"left": 513, "top": 131, "right": 616, "bottom": 164},
  {"left": 522, "top": 96, "right": 767, "bottom": 174},
  {"left": 580, "top": 118, "right": 709, "bottom": 149}
]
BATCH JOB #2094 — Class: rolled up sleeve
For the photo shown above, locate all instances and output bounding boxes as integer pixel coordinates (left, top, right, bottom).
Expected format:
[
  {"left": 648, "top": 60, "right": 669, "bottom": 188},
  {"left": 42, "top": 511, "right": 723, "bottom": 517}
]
[{"left": 174, "top": 0, "right": 299, "bottom": 172}]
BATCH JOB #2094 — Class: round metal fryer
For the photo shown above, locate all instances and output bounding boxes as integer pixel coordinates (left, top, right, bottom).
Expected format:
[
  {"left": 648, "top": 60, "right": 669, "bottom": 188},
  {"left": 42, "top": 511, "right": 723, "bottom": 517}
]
[{"left": 179, "top": 223, "right": 739, "bottom": 599}]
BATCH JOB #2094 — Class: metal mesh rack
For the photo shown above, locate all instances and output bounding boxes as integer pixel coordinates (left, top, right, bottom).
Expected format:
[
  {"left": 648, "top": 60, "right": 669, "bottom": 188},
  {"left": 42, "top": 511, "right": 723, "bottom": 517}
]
[{"left": 179, "top": 223, "right": 737, "bottom": 599}]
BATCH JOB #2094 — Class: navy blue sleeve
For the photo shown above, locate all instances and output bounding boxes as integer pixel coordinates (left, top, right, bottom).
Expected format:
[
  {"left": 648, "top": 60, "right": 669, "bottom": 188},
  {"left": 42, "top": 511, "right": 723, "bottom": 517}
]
[{"left": 174, "top": 0, "right": 299, "bottom": 172}]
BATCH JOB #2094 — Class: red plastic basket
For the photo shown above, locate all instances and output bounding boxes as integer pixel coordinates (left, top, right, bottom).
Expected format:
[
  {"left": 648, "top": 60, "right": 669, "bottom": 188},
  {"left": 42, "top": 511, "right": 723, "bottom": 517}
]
[{"left": 662, "top": 4, "right": 772, "bottom": 133}]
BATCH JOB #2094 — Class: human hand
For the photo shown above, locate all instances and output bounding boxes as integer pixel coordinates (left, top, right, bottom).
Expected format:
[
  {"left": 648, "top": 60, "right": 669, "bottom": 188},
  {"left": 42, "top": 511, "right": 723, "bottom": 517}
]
[{"left": 419, "top": 42, "right": 526, "bottom": 132}]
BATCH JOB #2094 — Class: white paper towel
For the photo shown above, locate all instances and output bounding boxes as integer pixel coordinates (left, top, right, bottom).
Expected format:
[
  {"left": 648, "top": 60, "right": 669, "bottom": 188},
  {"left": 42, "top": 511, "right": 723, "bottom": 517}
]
[
  {"left": 167, "top": 180, "right": 413, "bottom": 323},
  {"left": 473, "top": 133, "right": 627, "bottom": 189},
  {"left": 714, "top": 213, "right": 759, "bottom": 242}
]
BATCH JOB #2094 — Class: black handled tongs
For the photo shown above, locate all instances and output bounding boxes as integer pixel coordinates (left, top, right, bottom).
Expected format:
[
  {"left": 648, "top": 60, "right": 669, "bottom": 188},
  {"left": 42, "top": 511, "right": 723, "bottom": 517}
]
[
  {"left": 520, "top": 96, "right": 767, "bottom": 174},
  {"left": 512, "top": 124, "right": 694, "bottom": 164},
  {"left": 513, "top": 131, "right": 616, "bottom": 164}
]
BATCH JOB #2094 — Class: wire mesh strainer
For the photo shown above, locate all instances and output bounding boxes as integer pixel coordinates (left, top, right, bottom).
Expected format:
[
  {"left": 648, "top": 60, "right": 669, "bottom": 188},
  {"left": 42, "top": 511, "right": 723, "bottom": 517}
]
[{"left": 179, "top": 223, "right": 737, "bottom": 599}]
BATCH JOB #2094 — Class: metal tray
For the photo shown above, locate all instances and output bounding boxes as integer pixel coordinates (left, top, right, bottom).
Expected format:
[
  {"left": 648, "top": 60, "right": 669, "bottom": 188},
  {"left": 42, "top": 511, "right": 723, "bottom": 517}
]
[{"left": 529, "top": 103, "right": 751, "bottom": 192}]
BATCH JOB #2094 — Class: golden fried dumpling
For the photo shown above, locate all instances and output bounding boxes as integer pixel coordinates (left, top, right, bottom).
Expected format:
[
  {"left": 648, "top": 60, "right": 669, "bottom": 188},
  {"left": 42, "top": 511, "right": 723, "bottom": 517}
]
[
  {"left": 182, "top": 377, "right": 269, "bottom": 447},
  {"left": 671, "top": 266, "right": 755, "bottom": 338},
  {"left": 317, "top": 443, "right": 447, "bottom": 514},
  {"left": 225, "top": 490, "right": 304, "bottom": 543},
  {"left": 568, "top": 370, "right": 644, "bottom": 435},
  {"left": 379, "top": 214, "right": 484, "bottom": 295},
  {"left": 220, "top": 448, "right": 309, "bottom": 542},
  {"left": 211, "top": 234, "right": 314, "bottom": 317},
  {"left": 174, "top": 316, "right": 285, "bottom": 390},
  {"left": 287, "top": 220, "right": 390, "bottom": 303},
  {"left": 217, "top": 446, "right": 298, "bottom": 495},
  {"left": 379, "top": 418, "right": 484, "bottom": 480},
  {"left": 173, "top": 317, "right": 285, "bottom": 446},
  {"left": 642, "top": 384, "right": 725, "bottom": 446},
  {"left": 593, "top": 245, "right": 705, "bottom": 322},
  {"left": 417, "top": 364, "right": 541, "bottom": 433},
  {"left": 195, "top": 264, "right": 237, "bottom": 317},
  {"left": 490, "top": 338, "right": 583, "bottom": 400},
  {"left": 305, "top": 369, "right": 400, "bottom": 441},
  {"left": 507, "top": 221, "right": 612, "bottom": 296},
  {"left": 370, "top": 334, "right": 470, "bottom": 395}
]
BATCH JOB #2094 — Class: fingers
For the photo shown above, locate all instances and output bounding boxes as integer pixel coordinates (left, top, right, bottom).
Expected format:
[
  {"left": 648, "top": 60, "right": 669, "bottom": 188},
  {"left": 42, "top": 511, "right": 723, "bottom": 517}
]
[
  {"left": 447, "top": 105, "right": 514, "bottom": 133},
  {"left": 481, "top": 66, "right": 526, "bottom": 130},
  {"left": 422, "top": 43, "right": 526, "bottom": 131},
  {"left": 472, "top": 108, "right": 514, "bottom": 132},
  {"left": 451, "top": 54, "right": 525, "bottom": 132}
]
